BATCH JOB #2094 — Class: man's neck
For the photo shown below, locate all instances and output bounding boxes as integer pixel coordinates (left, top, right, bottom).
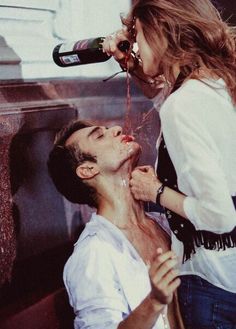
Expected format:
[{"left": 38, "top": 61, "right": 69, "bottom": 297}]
[{"left": 96, "top": 174, "right": 146, "bottom": 228}]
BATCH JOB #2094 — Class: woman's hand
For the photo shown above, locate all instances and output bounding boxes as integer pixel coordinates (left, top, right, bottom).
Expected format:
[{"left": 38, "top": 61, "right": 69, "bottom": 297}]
[
  {"left": 102, "top": 29, "right": 135, "bottom": 69},
  {"left": 130, "top": 165, "right": 162, "bottom": 202},
  {"left": 102, "top": 29, "right": 130, "bottom": 59},
  {"left": 148, "top": 248, "right": 181, "bottom": 307}
]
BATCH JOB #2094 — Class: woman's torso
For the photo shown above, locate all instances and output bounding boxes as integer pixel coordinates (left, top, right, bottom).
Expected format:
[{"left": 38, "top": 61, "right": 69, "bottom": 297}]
[{"left": 158, "top": 78, "right": 236, "bottom": 292}]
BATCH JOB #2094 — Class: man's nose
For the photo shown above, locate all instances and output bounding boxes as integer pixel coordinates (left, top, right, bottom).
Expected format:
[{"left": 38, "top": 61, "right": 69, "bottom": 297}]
[{"left": 109, "top": 126, "right": 122, "bottom": 137}]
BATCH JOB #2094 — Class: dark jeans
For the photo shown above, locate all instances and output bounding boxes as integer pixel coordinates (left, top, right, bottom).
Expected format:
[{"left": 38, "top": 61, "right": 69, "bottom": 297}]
[{"left": 178, "top": 275, "right": 236, "bottom": 329}]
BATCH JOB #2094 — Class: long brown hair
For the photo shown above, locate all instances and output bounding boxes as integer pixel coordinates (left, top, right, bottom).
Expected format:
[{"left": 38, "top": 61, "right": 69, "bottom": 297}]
[{"left": 123, "top": 0, "right": 236, "bottom": 103}]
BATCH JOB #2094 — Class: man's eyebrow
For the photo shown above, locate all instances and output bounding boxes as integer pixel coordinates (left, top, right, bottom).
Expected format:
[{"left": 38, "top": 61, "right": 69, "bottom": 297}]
[{"left": 87, "top": 126, "right": 101, "bottom": 138}]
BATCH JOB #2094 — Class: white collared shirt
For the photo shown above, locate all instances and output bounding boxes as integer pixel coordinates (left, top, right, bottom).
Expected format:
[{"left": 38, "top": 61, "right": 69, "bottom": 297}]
[
  {"left": 63, "top": 212, "right": 170, "bottom": 329},
  {"left": 154, "top": 78, "right": 236, "bottom": 292}
]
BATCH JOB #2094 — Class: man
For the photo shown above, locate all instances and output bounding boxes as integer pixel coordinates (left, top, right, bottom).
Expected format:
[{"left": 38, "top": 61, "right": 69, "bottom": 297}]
[{"left": 47, "top": 120, "right": 184, "bottom": 329}]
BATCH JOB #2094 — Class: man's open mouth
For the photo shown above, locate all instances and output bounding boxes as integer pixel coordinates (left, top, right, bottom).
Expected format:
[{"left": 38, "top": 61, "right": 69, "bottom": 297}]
[{"left": 121, "top": 135, "right": 135, "bottom": 143}]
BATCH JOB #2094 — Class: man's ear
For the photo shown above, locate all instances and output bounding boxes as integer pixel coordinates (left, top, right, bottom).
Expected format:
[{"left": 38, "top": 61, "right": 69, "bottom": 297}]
[{"left": 76, "top": 161, "right": 99, "bottom": 180}]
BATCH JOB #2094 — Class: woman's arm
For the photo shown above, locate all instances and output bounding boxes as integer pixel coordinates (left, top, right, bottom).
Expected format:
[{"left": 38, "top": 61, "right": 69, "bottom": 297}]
[
  {"left": 160, "top": 89, "right": 236, "bottom": 233},
  {"left": 130, "top": 83, "right": 236, "bottom": 233},
  {"left": 130, "top": 165, "right": 187, "bottom": 219}
]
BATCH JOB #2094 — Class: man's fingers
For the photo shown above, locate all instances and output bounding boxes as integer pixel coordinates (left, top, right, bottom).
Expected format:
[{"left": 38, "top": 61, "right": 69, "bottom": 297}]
[
  {"left": 166, "top": 277, "right": 181, "bottom": 294},
  {"left": 148, "top": 249, "right": 181, "bottom": 305},
  {"left": 150, "top": 257, "right": 179, "bottom": 283},
  {"left": 162, "top": 268, "right": 180, "bottom": 287},
  {"left": 152, "top": 250, "right": 177, "bottom": 267},
  {"left": 149, "top": 249, "right": 179, "bottom": 279}
]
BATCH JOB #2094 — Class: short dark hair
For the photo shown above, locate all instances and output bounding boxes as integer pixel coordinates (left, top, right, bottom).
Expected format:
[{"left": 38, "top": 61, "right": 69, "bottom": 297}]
[{"left": 47, "top": 120, "right": 98, "bottom": 208}]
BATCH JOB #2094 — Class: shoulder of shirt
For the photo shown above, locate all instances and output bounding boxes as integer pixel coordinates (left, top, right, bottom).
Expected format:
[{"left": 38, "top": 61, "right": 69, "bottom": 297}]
[
  {"left": 160, "top": 78, "right": 227, "bottom": 119},
  {"left": 63, "top": 230, "right": 114, "bottom": 285},
  {"left": 72, "top": 213, "right": 124, "bottom": 254},
  {"left": 64, "top": 225, "right": 111, "bottom": 271},
  {"left": 175, "top": 77, "right": 225, "bottom": 96},
  {"left": 73, "top": 220, "right": 104, "bottom": 248},
  {"left": 163, "top": 78, "right": 226, "bottom": 106}
]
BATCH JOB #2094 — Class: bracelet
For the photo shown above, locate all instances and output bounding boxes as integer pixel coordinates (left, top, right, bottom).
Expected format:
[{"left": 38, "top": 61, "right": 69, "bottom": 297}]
[
  {"left": 156, "top": 183, "right": 165, "bottom": 205},
  {"left": 119, "top": 52, "right": 140, "bottom": 73}
]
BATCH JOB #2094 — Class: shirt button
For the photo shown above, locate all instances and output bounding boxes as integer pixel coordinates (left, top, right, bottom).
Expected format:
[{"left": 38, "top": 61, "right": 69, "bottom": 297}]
[
  {"left": 174, "top": 230, "right": 178, "bottom": 234},
  {"left": 180, "top": 223, "right": 184, "bottom": 228},
  {"left": 164, "top": 178, "right": 168, "bottom": 182}
]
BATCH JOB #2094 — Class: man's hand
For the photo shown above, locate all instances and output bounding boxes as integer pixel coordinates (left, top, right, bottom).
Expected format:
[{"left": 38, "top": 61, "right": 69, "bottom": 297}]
[
  {"left": 130, "top": 165, "right": 162, "bottom": 202},
  {"left": 148, "top": 249, "right": 181, "bottom": 307}
]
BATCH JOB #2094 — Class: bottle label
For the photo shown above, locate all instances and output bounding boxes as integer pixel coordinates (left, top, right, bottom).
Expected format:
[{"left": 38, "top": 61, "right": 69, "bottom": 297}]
[
  {"left": 74, "top": 39, "right": 90, "bottom": 50},
  {"left": 60, "top": 54, "right": 81, "bottom": 65}
]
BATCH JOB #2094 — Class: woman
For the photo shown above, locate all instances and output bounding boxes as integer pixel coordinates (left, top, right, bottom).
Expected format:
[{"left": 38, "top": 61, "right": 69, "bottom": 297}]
[{"left": 103, "top": 0, "right": 236, "bottom": 328}]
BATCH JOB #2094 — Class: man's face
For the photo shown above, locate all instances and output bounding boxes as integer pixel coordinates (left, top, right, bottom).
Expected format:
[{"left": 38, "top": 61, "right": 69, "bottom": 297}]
[{"left": 66, "top": 125, "right": 141, "bottom": 173}]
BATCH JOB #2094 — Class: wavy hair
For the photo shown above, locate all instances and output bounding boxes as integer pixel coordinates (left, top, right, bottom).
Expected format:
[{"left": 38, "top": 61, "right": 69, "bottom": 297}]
[{"left": 123, "top": 0, "right": 236, "bottom": 103}]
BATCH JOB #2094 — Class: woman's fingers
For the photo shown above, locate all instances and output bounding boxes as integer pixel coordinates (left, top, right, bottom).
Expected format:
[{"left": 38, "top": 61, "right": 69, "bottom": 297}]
[
  {"left": 102, "top": 29, "right": 131, "bottom": 61},
  {"left": 130, "top": 165, "right": 159, "bottom": 202}
]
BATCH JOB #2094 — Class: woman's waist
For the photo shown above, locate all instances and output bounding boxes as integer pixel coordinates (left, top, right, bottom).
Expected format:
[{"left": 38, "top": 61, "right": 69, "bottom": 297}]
[{"left": 178, "top": 244, "right": 236, "bottom": 292}]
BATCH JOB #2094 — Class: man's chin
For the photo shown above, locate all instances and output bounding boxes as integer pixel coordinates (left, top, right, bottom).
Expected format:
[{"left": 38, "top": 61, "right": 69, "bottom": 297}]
[{"left": 117, "top": 145, "right": 141, "bottom": 171}]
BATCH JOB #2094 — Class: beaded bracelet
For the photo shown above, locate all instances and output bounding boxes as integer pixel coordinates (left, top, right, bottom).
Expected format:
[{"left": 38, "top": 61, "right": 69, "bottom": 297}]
[{"left": 156, "top": 183, "right": 165, "bottom": 205}]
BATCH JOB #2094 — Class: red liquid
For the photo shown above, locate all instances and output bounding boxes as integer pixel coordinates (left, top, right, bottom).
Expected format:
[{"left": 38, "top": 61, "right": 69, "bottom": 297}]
[
  {"left": 123, "top": 54, "right": 156, "bottom": 144},
  {"left": 123, "top": 55, "right": 132, "bottom": 135}
]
